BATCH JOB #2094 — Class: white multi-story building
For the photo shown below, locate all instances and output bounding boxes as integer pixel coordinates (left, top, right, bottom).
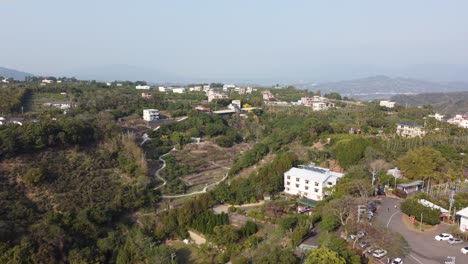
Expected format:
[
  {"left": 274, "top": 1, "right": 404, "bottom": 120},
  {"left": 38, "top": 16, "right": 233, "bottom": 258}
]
[
  {"left": 223, "top": 84, "right": 236, "bottom": 91},
  {"left": 447, "top": 114, "right": 468, "bottom": 128},
  {"left": 172, "top": 87, "right": 186, "bottom": 94},
  {"left": 301, "top": 96, "right": 335, "bottom": 111},
  {"left": 284, "top": 165, "right": 345, "bottom": 201},
  {"left": 207, "top": 90, "right": 228, "bottom": 102},
  {"left": 456, "top": 207, "right": 468, "bottom": 232},
  {"left": 396, "top": 122, "right": 426, "bottom": 138},
  {"left": 261, "top": 90, "right": 275, "bottom": 101},
  {"left": 143, "top": 109, "right": 159, "bottom": 121},
  {"left": 136, "top": 85, "right": 151, "bottom": 90},
  {"left": 380, "top": 100, "right": 396, "bottom": 108}
]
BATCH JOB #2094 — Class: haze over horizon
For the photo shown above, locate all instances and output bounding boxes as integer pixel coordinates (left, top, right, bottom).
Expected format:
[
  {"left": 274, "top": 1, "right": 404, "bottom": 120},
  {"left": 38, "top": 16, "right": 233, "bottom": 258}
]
[{"left": 1, "top": 0, "right": 468, "bottom": 83}]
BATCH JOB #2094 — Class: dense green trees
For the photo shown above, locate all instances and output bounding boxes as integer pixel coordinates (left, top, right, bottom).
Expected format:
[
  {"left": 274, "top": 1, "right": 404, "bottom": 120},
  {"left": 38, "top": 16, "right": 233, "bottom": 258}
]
[
  {"left": 304, "top": 247, "right": 346, "bottom": 264},
  {"left": 217, "top": 152, "right": 297, "bottom": 204},
  {"left": 0, "top": 117, "right": 97, "bottom": 159},
  {"left": 397, "top": 147, "right": 447, "bottom": 180},
  {"left": 400, "top": 198, "right": 441, "bottom": 225},
  {"left": 334, "top": 137, "right": 370, "bottom": 169},
  {"left": 0, "top": 87, "right": 29, "bottom": 113}
]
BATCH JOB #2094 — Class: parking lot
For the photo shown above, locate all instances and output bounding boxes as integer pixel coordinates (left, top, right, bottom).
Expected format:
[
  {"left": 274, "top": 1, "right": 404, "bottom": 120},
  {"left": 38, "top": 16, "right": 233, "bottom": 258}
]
[{"left": 376, "top": 197, "right": 468, "bottom": 264}]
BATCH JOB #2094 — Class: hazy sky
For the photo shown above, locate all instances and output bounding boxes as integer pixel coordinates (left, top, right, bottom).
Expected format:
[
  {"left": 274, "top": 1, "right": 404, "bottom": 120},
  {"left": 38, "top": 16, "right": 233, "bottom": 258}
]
[{"left": 1, "top": 0, "right": 468, "bottom": 82}]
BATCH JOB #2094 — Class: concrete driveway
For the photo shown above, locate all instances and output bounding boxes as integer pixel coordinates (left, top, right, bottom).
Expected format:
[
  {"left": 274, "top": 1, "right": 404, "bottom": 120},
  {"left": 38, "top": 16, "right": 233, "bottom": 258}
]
[{"left": 376, "top": 197, "right": 468, "bottom": 264}]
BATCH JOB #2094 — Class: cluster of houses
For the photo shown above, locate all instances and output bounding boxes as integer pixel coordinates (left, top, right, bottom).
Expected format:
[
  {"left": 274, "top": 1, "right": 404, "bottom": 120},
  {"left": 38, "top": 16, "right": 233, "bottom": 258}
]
[
  {"left": 425, "top": 113, "right": 468, "bottom": 129},
  {"left": 261, "top": 91, "right": 335, "bottom": 111}
]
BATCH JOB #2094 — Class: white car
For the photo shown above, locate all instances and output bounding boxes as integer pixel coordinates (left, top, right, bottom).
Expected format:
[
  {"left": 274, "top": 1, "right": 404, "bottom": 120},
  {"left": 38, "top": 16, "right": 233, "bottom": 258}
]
[
  {"left": 372, "top": 249, "right": 388, "bottom": 259},
  {"left": 461, "top": 246, "right": 468, "bottom": 254},
  {"left": 392, "top": 257, "right": 403, "bottom": 264},
  {"left": 434, "top": 233, "right": 453, "bottom": 241}
]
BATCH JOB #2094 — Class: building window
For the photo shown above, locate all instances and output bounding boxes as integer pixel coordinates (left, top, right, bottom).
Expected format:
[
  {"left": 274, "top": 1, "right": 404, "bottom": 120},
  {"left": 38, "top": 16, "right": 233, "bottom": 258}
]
[
  {"left": 305, "top": 180, "right": 309, "bottom": 184},
  {"left": 287, "top": 176, "right": 290, "bottom": 180},
  {"left": 314, "top": 188, "right": 319, "bottom": 193},
  {"left": 304, "top": 192, "right": 308, "bottom": 197},
  {"left": 286, "top": 188, "right": 289, "bottom": 191},
  {"left": 315, "top": 182, "right": 319, "bottom": 186},
  {"left": 287, "top": 181, "right": 290, "bottom": 186},
  {"left": 296, "top": 178, "right": 300, "bottom": 182},
  {"left": 296, "top": 184, "right": 299, "bottom": 188},
  {"left": 305, "top": 186, "right": 309, "bottom": 190},
  {"left": 327, "top": 182, "right": 333, "bottom": 186}
]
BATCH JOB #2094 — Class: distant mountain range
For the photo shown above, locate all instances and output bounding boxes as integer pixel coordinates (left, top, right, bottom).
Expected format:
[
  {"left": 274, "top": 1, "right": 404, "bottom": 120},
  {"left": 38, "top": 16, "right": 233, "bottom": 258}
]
[
  {"left": 0, "top": 67, "right": 33, "bottom": 80},
  {"left": 391, "top": 91, "right": 468, "bottom": 115},
  {"left": 296, "top": 76, "right": 468, "bottom": 100},
  {"left": 60, "top": 64, "right": 186, "bottom": 84}
]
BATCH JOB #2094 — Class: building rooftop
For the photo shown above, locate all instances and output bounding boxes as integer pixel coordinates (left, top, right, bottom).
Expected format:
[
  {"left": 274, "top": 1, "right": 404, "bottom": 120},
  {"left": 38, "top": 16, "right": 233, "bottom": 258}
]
[
  {"left": 397, "top": 180, "right": 424, "bottom": 188},
  {"left": 285, "top": 165, "right": 344, "bottom": 183},
  {"left": 456, "top": 207, "right": 468, "bottom": 218}
]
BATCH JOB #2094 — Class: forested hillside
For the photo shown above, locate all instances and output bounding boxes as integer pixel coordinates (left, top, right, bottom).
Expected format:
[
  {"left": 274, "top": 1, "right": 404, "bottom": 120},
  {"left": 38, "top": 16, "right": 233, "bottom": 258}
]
[
  {"left": 392, "top": 91, "right": 468, "bottom": 114},
  {"left": 1, "top": 80, "right": 468, "bottom": 263}
]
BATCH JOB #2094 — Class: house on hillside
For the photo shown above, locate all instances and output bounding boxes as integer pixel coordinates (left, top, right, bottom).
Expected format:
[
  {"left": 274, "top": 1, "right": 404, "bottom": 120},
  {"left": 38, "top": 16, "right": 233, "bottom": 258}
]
[
  {"left": 379, "top": 100, "right": 396, "bottom": 108},
  {"left": 0, "top": 117, "right": 6, "bottom": 125},
  {"left": 456, "top": 207, "right": 468, "bottom": 232},
  {"left": 135, "top": 85, "right": 151, "bottom": 90},
  {"left": 396, "top": 122, "right": 426, "bottom": 138},
  {"left": 284, "top": 164, "right": 345, "bottom": 201},
  {"left": 261, "top": 90, "right": 275, "bottom": 101},
  {"left": 301, "top": 96, "right": 335, "bottom": 111},
  {"left": 141, "top": 93, "right": 152, "bottom": 99},
  {"left": 207, "top": 90, "right": 228, "bottom": 102},
  {"left": 143, "top": 109, "right": 159, "bottom": 121},
  {"left": 172, "top": 87, "right": 186, "bottom": 94},
  {"left": 396, "top": 180, "right": 424, "bottom": 195},
  {"left": 447, "top": 115, "right": 468, "bottom": 128}
]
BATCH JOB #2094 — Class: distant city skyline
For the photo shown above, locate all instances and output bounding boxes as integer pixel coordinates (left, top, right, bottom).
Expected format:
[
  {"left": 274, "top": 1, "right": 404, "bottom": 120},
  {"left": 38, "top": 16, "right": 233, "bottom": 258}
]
[{"left": 1, "top": 0, "right": 468, "bottom": 82}]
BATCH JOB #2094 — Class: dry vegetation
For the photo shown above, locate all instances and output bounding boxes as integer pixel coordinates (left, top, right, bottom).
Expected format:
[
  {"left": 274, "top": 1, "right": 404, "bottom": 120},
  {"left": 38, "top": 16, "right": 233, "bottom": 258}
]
[{"left": 171, "top": 142, "right": 251, "bottom": 188}]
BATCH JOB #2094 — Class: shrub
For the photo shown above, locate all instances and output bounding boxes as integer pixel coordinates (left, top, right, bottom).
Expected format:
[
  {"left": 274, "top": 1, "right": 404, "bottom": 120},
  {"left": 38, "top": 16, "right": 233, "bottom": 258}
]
[
  {"left": 400, "top": 199, "right": 441, "bottom": 225},
  {"left": 24, "top": 168, "right": 45, "bottom": 185}
]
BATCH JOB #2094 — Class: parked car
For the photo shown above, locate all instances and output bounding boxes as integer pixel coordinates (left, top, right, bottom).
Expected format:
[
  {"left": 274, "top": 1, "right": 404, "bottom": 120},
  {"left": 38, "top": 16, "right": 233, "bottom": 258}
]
[
  {"left": 435, "top": 233, "right": 453, "bottom": 241},
  {"left": 447, "top": 238, "right": 463, "bottom": 245},
  {"left": 372, "top": 249, "right": 388, "bottom": 258},
  {"left": 392, "top": 257, "right": 403, "bottom": 264},
  {"left": 348, "top": 234, "right": 357, "bottom": 240},
  {"left": 358, "top": 241, "right": 370, "bottom": 249},
  {"left": 366, "top": 247, "right": 375, "bottom": 254},
  {"left": 461, "top": 247, "right": 468, "bottom": 254},
  {"left": 357, "top": 231, "right": 366, "bottom": 238}
]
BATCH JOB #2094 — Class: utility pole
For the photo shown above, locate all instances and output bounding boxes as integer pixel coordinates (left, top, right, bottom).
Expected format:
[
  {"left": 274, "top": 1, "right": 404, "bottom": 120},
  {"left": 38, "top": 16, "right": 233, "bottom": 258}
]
[
  {"left": 448, "top": 190, "right": 455, "bottom": 223},
  {"left": 420, "top": 213, "right": 423, "bottom": 231}
]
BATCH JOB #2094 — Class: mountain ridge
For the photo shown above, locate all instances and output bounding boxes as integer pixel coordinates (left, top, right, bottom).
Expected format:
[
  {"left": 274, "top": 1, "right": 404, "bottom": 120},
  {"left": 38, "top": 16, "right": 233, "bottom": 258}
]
[
  {"left": 296, "top": 75, "right": 468, "bottom": 100},
  {"left": 0, "top": 67, "right": 34, "bottom": 80}
]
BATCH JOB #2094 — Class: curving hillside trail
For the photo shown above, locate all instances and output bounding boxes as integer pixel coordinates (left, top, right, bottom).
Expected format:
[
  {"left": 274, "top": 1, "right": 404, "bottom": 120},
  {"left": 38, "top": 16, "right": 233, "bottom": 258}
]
[{"left": 153, "top": 148, "right": 230, "bottom": 198}]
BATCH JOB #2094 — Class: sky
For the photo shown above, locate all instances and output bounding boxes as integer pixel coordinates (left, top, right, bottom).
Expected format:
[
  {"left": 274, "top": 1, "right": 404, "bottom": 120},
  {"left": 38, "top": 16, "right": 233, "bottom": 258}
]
[{"left": 1, "top": 0, "right": 468, "bottom": 82}]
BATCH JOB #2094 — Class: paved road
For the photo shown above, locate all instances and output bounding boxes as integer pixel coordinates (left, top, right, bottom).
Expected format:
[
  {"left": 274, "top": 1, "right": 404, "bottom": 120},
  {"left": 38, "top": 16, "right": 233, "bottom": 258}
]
[{"left": 376, "top": 197, "right": 468, "bottom": 264}]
